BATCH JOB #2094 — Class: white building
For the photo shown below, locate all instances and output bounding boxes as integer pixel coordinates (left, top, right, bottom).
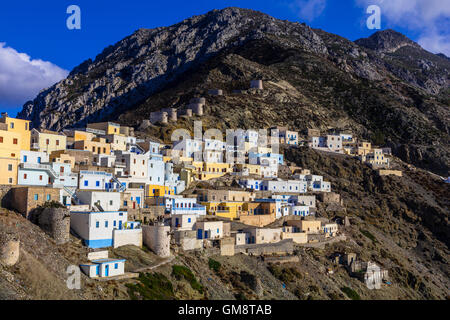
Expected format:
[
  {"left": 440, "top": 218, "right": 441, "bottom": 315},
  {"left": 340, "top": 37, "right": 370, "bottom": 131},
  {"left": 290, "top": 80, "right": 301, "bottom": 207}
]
[
  {"left": 75, "top": 191, "right": 121, "bottom": 211},
  {"left": 195, "top": 221, "right": 223, "bottom": 240},
  {"left": 80, "top": 258, "right": 126, "bottom": 278},
  {"left": 70, "top": 210, "right": 137, "bottom": 248},
  {"left": 166, "top": 196, "right": 206, "bottom": 216},
  {"left": 79, "top": 171, "right": 113, "bottom": 191},
  {"left": 114, "top": 151, "right": 148, "bottom": 180},
  {"left": 171, "top": 214, "right": 197, "bottom": 231}
]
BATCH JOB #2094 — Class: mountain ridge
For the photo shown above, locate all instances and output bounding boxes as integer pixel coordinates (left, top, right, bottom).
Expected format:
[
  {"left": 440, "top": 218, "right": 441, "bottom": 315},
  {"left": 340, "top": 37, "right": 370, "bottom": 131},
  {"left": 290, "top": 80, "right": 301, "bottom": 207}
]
[{"left": 17, "top": 7, "right": 450, "bottom": 176}]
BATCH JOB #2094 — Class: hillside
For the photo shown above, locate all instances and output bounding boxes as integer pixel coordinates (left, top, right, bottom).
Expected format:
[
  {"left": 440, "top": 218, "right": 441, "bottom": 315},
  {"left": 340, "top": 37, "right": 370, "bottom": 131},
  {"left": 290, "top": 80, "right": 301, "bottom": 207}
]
[
  {"left": 1, "top": 147, "right": 448, "bottom": 300},
  {"left": 17, "top": 7, "right": 450, "bottom": 176}
]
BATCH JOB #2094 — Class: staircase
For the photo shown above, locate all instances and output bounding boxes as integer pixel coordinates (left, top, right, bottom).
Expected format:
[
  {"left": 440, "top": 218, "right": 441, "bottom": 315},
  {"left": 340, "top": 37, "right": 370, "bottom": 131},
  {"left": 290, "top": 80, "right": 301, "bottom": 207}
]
[
  {"left": 111, "top": 176, "right": 126, "bottom": 192},
  {"left": 64, "top": 186, "right": 81, "bottom": 205},
  {"left": 93, "top": 201, "right": 105, "bottom": 212}
]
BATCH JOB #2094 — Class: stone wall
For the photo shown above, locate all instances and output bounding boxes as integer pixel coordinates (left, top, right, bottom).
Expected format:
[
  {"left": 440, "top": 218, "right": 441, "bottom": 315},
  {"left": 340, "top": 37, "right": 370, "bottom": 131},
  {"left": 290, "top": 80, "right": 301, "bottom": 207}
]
[
  {"left": 239, "top": 214, "right": 275, "bottom": 227},
  {"left": 113, "top": 229, "right": 143, "bottom": 248},
  {"left": 0, "top": 185, "right": 13, "bottom": 208},
  {"left": 235, "top": 239, "right": 293, "bottom": 256},
  {"left": 220, "top": 237, "right": 235, "bottom": 256},
  {"left": 318, "top": 192, "right": 342, "bottom": 204}
]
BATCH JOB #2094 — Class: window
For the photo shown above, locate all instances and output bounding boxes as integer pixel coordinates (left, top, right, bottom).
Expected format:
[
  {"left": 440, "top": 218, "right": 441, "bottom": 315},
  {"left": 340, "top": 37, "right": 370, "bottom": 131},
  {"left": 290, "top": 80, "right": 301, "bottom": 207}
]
[
  {"left": 109, "top": 200, "right": 113, "bottom": 205},
  {"left": 7, "top": 164, "right": 12, "bottom": 171},
  {"left": 188, "top": 218, "right": 191, "bottom": 223},
  {"left": 96, "top": 221, "right": 99, "bottom": 228},
  {"left": 46, "top": 139, "right": 49, "bottom": 145},
  {"left": 105, "top": 221, "right": 108, "bottom": 228},
  {"left": 23, "top": 155, "right": 27, "bottom": 162},
  {"left": 10, "top": 122, "right": 14, "bottom": 129},
  {"left": 56, "top": 140, "right": 59, "bottom": 146},
  {"left": 84, "top": 181, "right": 88, "bottom": 187},
  {"left": 13, "top": 138, "right": 18, "bottom": 145},
  {"left": 8, "top": 178, "right": 12, "bottom": 184},
  {"left": 39, "top": 175, "right": 43, "bottom": 181},
  {"left": 96, "top": 181, "right": 100, "bottom": 187},
  {"left": 115, "top": 263, "right": 118, "bottom": 269},
  {"left": 114, "top": 221, "right": 117, "bottom": 227},
  {"left": 124, "top": 201, "right": 128, "bottom": 206},
  {"left": 34, "top": 194, "right": 38, "bottom": 201},
  {"left": 46, "top": 195, "right": 51, "bottom": 201},
  {"left": 0, "top": 137, "right": 3, "bottom": 143},
  {"left": 24, "top": 174, "right": 27, "bottom": 179}
]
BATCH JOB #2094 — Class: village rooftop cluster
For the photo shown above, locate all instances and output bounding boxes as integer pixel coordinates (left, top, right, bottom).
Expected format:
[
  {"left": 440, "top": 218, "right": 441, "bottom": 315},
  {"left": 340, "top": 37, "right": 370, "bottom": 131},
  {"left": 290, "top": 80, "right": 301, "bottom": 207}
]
[{"left": 0, "top": 89, "right": 392, "bottom": 289}]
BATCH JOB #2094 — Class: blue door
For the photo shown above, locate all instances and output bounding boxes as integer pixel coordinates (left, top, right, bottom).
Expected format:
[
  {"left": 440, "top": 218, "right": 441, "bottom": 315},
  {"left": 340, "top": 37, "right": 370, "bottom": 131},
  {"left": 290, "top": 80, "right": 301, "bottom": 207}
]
[
  {"left": 96, "top": 265, "right": 100, "bottom": 276},
  {"left": 204, "top": 231, "right": 209, "bottom": 239},
  {"left": 119, "top": 221, "right": 122, "bottom": 230},
  {"left": 175, "top": 218, "right": 179, "bottom": 227},
  {"left": 136, "top": 197, "right": 141, "bottom": 205},
  {"left": 197, "top": 229, "right": 203, "bottom": 239},
  {"left": 105, "top": 265, "right": 109, "bottom": 277}
]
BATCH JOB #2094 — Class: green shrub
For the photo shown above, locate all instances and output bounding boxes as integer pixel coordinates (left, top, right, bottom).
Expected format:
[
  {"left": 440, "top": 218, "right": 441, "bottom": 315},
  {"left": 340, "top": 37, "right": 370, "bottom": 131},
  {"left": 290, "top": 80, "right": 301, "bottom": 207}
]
[
  {"left": 208, "top": 258, "right": 221, "bottom": 273},
  {"left": 341, "top": 287, "right": 361, "bottom": 300},
  {"left": 126, "top": 272, "right": 175, "bottom": 300},
  {"left": 172, "top": 265, "right": 204, "bottom": 294},
  {"left": 234, "top": 292, "right": 247, "bottom": 300},
  {"left": 360, "top": 229, "right": 377, "bottom": 243}
]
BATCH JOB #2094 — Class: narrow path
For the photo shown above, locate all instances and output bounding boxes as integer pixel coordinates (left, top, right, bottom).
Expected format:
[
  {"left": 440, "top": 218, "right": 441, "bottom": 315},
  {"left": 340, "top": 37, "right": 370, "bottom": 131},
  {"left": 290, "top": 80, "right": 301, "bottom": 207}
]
[{"left": 134, "top": 256, "right": 175, "bottom": 273}]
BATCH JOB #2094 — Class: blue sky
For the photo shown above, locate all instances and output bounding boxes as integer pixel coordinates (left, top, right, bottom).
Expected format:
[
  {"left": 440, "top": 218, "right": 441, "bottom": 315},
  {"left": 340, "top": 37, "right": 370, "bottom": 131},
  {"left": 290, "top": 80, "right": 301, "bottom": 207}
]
[{"left": 1, "top": 0, "right": 449, "bottom": 116}]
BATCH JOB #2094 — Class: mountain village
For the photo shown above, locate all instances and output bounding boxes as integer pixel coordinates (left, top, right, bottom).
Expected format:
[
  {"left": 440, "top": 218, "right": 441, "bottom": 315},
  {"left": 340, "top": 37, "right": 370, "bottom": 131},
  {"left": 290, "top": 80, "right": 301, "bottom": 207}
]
[{"left": 0, "top": 83, "right": 399, "bottom": 290}]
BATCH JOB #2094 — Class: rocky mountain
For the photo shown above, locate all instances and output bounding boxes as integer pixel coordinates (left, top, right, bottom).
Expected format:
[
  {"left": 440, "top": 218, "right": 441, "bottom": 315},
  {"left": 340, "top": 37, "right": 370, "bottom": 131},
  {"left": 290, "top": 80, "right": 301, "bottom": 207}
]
[{"left": 18, "top": 7, "right": 450, "bottom": 176}]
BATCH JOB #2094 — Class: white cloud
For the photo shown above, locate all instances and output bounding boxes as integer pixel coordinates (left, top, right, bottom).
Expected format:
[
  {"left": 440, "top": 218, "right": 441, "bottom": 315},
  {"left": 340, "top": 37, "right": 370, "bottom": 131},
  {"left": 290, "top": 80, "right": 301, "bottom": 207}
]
[
  {"left": 356, "top": 0, "right": 450, "bottom": 55},
  {"left": 290, "top": 0, "right": 327, "bottom": 21},
  {"left": 0, "top": 43, "right": 68, "bottom": 107}
]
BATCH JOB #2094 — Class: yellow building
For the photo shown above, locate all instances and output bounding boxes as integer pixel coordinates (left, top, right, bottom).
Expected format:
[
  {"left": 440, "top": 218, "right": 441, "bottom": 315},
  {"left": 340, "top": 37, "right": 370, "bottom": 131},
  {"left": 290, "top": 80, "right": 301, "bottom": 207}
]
[
  {"left": 104, "top": 134, "right": 128, "bottom": 151},
  {"left": 202, "top": 201, "right": 245, "bottom": 220},
  {"left": 31, "top": 129, "right": 66, "bottom": 154},
  {"left": 0, "top": 113, "right": 31, "bottom": 152},
  {"left": 0, "top": 114, "right": 31, "bottom": 185},
  {"left": 234, "top": 163, "right": 262, "bottom": 176},
  {"left": 146, "top": 184, "right": 175, "bottom": 197},
  {"left": 355, "top": 141, "right": 372, "bottom": 156},
  {"left": 87, "top": 122, "right": 122, "bottom": 135},
  {"left": 73, "top": 137, "right": 111, "bottom": 155},
  {"left": 49, "top": 151, "right": 76, "bottom": 169},
  {"left": 192, "top": 161, "right": 232, "bottom": 180},
  {"left": 73, "top": 130, "right": 95, "bottom": 142}
]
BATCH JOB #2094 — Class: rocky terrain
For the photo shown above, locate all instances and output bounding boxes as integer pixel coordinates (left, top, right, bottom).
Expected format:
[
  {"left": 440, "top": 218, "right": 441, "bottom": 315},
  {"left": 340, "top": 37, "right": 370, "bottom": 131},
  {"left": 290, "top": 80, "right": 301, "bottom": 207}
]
[
  {"left": 17, "top": 7, "right": 449, "bottom": 176},
  {"left": 6, "top": 7, "right": 448, "bottom": 300},
  {"left": 1, "top": 146, "right": 448, "bottom": 300}
]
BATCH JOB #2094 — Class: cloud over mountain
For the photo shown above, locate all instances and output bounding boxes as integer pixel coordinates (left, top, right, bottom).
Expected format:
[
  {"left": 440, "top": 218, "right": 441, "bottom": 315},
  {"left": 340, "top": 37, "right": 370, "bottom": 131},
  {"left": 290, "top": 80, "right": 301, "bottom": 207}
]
[
  {"left": 356, "top": 0, "right": 450, "bottom": 55},
  {"left": 0, "top": 43, "right": 68, "bottom": 107}
]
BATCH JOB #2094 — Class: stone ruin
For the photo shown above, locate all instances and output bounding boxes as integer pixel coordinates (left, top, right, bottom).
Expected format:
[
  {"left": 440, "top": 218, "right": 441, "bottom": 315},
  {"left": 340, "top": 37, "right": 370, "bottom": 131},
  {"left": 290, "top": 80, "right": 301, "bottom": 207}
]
[
  {"left": 0, "top": 232, "right": 20, "bottom": 266},
  {"left": 37, "top": 207, "right": 71, "bottom": 245},
  {"left": 343, "top": 253, "right": 389, "bottom": 290},
  {"left": 149, "top": 97, "right": 206, "bottom": 125}
]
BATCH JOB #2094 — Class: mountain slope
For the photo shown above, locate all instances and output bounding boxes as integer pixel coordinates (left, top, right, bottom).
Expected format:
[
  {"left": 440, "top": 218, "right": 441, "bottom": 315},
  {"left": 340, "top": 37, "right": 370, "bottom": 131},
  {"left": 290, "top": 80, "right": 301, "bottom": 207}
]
[{"left": 18, "top": 7, "right": 450, "bottom": 176}]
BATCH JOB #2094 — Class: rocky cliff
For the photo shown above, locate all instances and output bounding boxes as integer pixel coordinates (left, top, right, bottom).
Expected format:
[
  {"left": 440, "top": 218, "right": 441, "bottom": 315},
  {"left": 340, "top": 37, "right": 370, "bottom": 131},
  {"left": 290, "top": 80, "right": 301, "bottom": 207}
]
[{"left": 18, "top": 7, "right": 450, "bottom": 176}]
